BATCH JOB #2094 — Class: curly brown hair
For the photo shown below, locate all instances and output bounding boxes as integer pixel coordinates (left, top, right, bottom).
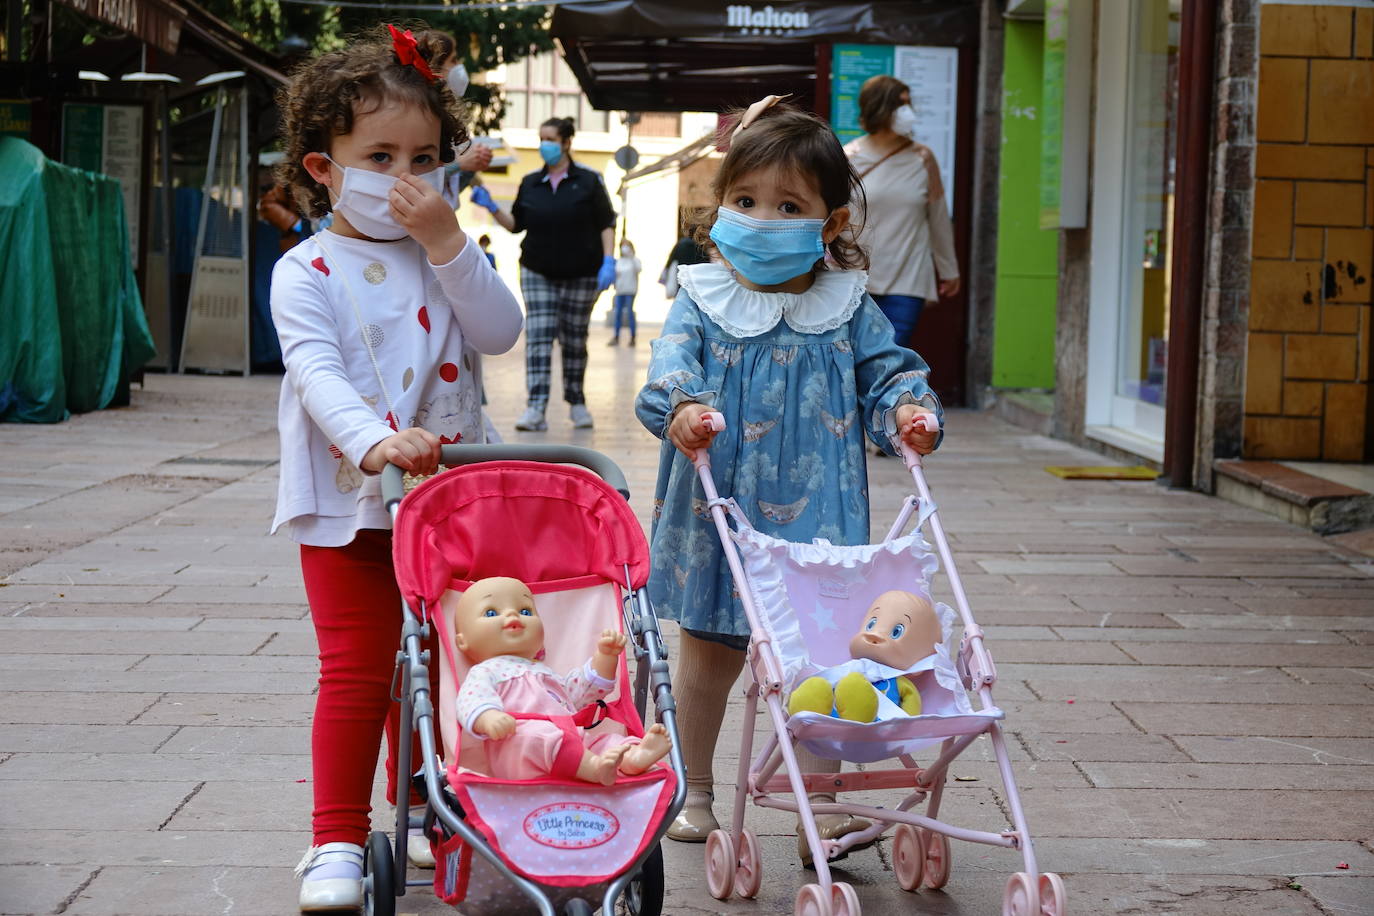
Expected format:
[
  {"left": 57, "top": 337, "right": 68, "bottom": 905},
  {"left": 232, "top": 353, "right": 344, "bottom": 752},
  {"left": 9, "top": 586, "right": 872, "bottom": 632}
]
[
  {"left": 275, "top": 25, "right": 470, "bottom": 219},
  {"left": 694, "top": 103, "right": 868, "bottom": 272}
]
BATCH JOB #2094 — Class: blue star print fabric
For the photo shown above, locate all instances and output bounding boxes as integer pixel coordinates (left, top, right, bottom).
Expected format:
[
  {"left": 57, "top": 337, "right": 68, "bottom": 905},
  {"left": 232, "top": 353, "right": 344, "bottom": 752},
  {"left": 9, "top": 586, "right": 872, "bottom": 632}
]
[{"left": 634, "top": 272, "right": 942, "bottom": 639}]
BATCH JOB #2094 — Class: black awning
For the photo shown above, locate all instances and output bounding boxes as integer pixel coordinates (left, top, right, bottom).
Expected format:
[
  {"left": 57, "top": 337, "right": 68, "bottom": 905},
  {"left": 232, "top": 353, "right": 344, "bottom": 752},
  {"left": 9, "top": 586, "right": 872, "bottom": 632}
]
[{"left": 552, "top": 0, "right": 979, "bottom": 112}]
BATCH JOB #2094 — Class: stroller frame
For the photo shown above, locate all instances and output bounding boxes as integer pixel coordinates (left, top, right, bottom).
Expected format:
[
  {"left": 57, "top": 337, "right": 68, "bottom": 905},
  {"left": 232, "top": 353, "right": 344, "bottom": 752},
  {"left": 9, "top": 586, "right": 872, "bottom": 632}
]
[
  {"left": 376, "top": 444, "right": 687, "bottom": 916},
  {"left": 691, "top": 415, "right": 1065, "bottom": 915}
]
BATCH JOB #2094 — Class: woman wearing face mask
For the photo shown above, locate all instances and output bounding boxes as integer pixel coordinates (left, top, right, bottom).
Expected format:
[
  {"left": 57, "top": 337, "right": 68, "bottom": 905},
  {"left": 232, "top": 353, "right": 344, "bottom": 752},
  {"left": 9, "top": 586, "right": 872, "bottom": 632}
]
[
  {"left": 473, "top": 116, "right": 617, "bottom": 431},
  {"left": 844, "top": 74, "right": 960, "bottom": 348}
]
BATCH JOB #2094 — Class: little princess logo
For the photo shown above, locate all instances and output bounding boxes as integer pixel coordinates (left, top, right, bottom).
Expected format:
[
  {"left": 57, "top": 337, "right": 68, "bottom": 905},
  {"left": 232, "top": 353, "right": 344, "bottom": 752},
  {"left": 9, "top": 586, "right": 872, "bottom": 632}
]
[{"left": 523, "top": 802, "right": 620, "bottom": 849}]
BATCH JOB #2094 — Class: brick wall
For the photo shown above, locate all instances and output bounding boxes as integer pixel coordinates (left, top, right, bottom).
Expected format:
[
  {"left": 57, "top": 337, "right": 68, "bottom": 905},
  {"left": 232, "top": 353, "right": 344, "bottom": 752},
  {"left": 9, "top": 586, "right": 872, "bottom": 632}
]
[{"left": 1247, "top": 3, "right": 1373, "bottom": 460}]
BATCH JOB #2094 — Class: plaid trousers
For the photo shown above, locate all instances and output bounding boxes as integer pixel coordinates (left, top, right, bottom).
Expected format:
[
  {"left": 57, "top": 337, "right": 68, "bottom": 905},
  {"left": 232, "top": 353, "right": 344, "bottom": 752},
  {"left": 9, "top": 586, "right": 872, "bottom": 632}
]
[{"left": 519, "top": 267, "right": 601, "bottom": 408}]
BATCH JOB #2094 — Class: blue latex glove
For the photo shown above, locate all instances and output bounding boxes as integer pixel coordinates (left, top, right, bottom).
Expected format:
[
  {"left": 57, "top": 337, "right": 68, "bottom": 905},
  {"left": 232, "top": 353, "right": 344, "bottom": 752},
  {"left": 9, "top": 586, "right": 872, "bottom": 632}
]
[
  {"left": 596, "top": 254, "right": 616, "bottom": 291},
  {"left": 470, "top": 184, "right": 498, "bottom": 213}
]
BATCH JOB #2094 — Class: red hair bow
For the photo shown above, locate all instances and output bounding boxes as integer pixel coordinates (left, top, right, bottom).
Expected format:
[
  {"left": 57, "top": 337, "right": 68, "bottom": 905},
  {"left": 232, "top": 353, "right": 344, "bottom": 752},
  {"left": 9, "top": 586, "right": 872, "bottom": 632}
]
[{"left": 388, "top": 24, "right": 436, "bottom": 82}]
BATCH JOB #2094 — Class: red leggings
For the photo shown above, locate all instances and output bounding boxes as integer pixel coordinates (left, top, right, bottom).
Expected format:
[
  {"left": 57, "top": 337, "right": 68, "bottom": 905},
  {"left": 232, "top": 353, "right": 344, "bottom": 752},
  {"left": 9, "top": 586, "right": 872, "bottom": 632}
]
[{"left": 300, "top": 529, "right": 440, "bottom": 846}]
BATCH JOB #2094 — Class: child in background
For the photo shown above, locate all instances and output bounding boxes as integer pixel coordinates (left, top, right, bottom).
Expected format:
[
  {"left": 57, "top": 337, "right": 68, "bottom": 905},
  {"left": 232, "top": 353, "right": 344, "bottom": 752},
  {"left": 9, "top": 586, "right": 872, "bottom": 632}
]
[
  {"left": 479, "top": 233, "right": 497, "bottom": 269},
  {"left": 634, "top": 96, "right": 941, "bottom": 864},
  {"left": 608, "top": 238, "right": 641, "bottom": 346},
  {"left": 270, "top": 24, "right": 523, "bottom": 913}
]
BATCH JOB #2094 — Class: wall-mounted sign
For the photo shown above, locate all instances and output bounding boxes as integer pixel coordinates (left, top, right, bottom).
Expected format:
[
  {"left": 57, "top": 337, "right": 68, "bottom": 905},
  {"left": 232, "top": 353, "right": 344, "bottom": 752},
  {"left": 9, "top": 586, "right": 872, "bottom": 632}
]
[
  {"left": 62, "top": 103, "right": 144, "bottom": 265},
  {"left": 0, "top": 100, "right": 32, "bottom": 139}
]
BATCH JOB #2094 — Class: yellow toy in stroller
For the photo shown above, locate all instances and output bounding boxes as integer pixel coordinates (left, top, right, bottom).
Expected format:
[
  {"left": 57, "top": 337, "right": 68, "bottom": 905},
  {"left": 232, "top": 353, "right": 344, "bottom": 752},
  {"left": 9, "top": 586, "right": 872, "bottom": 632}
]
[{"left": 378, "top": 444, "right": 685, "bottom": 916}]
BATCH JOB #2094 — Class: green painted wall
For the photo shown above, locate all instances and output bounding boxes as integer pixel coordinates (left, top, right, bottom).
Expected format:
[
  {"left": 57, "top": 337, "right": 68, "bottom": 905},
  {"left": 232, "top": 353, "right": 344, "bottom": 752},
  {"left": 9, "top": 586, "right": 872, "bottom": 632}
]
[{"left": 993, "top": 19, "right": 1059, "bottom": 389}]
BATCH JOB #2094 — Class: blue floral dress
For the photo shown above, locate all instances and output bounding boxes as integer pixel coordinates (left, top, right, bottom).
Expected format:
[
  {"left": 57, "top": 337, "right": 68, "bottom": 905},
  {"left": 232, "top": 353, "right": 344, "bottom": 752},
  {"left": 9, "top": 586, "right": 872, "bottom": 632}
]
[{"left": 635, "top": 264, "right": 943, "bottom": 640}]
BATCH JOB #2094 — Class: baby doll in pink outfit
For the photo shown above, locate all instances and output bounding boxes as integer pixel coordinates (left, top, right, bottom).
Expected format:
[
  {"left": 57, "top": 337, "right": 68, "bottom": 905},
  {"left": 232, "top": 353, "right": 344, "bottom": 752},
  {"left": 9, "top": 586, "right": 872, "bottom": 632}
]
[{"left": 453, "top": 576, "right": 672, "bottom": 785}]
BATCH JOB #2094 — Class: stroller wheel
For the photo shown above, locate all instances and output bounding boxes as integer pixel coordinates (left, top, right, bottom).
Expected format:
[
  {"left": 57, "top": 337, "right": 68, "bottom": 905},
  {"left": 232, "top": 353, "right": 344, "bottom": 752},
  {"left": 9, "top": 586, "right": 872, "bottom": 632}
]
[
  {"left": 564, "top": 899, "right": 595, "bottom": 916},
  {"left": 921, "top": 829, "right": 952, "bottom": 889},
  {"left": 618, "top": 843, "right": 665, "bottom": 916},
  {"left": 793, "top": 882, "right": 832, "bottom": 916},
  {"left": 734, "top": 829, "right": 763, "bottom": 900},
  {"left": 704, "top": 829, "right": 735, "bottom": 900},
  {"left": 362, "top": 831, "right": 396, "bottom": 916},
  {"left": 831, "top": 882, "right": 861, "bottom": 916},
  {"left": 1039, "top": 873, "right": 1067, "bottom": 916},
  {"left": 1002, "top": 872, "right": 1041, "bottom": 916},
  {"left": 892, "top": 824, "right": 925, "bottom": 892}
]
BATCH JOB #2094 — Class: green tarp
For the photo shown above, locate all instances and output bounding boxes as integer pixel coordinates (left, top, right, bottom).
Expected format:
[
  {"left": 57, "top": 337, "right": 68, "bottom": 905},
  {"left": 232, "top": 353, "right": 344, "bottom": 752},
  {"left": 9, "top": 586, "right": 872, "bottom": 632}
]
[{"left": 0, "top": 137, "right": 156, "bottom": 422}]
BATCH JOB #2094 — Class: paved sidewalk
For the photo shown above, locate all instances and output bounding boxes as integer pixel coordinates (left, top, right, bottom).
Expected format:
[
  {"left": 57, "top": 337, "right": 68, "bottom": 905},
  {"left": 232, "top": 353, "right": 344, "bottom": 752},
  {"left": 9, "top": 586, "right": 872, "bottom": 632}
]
[{"left": 2, "top": 329, "right": 1372, "bottom": 915}]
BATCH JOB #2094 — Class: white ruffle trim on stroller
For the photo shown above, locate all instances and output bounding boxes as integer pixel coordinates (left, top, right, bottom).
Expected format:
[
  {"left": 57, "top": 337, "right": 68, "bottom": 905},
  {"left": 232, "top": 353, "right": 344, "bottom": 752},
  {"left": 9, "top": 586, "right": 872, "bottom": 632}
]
[{"left": 724, "top": 500, "right": 1001, "bottom": 762}]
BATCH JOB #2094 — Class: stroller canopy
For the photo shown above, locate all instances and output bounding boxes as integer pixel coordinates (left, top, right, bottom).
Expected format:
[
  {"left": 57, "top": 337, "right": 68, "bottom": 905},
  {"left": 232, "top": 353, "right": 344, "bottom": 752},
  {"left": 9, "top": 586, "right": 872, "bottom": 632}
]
[{"left": 392, "top": 461, "right": 651, "bottom": 607}]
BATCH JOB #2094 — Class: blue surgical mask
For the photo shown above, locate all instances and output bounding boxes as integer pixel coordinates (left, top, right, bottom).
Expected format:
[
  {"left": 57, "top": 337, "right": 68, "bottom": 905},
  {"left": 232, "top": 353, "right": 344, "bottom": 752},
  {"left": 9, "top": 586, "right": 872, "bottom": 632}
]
[
  {"left": 539, "top": 140, "right": 564, "bottom": 167},
  {"left": 709, "top": 206, "right": 826, "bottom": 286}
]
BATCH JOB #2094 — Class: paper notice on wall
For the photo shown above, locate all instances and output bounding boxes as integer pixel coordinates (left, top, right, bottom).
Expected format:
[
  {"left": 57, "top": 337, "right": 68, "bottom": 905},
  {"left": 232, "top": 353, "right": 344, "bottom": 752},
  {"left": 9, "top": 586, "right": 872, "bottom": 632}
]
[{"left": 893, "top": 45, "right": 958, "bottom": 215}]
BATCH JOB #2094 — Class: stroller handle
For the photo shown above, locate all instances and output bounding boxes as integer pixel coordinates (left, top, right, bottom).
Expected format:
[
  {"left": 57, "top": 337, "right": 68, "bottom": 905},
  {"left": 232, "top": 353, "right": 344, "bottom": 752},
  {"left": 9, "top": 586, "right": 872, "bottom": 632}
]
[
  {"left": 896, "top": 412, "right": 940, "bottom": 469},
  {"left": 691, "top": 411, "right": 726, "bottom": 469},
  {"left": 381, "top": 443, "right": 631, "bottom": 512}
]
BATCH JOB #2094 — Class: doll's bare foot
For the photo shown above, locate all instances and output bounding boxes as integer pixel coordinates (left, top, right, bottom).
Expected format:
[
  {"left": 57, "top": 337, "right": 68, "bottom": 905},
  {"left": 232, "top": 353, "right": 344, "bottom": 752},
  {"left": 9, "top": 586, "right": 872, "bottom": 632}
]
[
  {"left": 577, "top": 744, "right": 628, "bottom": 785},
  {"left": 618, "top": 724, "right": 672, "bottom": 776}
]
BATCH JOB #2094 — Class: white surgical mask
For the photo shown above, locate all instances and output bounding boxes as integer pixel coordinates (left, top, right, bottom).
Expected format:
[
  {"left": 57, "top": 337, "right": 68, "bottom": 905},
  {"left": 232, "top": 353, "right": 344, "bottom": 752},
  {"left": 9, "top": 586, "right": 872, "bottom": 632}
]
[
  {"left": 446, "top": 62, "right": 470, "bottom": 97},
  {"left": 322, "top": 155, "right": 444, "bottom": 240},
  {"left": 620, "top": 246, "right": 632, "bottom": 257},
  {"left": 891, "top": 104, "right": 919, "bottom": 140}
]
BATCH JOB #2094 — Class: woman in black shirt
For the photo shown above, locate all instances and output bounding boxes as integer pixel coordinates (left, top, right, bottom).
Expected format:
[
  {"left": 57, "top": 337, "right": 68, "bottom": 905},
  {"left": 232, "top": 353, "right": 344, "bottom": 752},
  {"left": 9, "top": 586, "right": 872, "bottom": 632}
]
[{"left": 474, "top": 117, "right": 616, "bottom": 431}]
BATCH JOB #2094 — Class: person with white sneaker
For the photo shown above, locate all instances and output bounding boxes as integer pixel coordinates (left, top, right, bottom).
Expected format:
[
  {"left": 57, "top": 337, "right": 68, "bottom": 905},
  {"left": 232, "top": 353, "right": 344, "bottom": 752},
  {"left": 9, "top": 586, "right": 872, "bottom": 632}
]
[{"left": 471, "top": 116, "right": 617, "bottom": 432}]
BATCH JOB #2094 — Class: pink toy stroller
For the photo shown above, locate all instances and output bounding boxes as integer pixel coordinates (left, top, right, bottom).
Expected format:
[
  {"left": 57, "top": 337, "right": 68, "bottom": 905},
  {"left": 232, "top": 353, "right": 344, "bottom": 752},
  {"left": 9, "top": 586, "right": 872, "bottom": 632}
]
[
  {"left": 690, "top": 412, "right": 1066, "bottom": 916},
  {"left": 376, "top": 445, "right": 685, "bottom": 916}
]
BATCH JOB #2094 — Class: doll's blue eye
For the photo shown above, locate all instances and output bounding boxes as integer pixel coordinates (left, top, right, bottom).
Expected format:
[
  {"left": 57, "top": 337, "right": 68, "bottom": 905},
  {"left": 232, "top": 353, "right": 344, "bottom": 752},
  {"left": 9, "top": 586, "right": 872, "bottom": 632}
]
[
  {"left": 520, "top": 608, "right": 533, "bottom": 616},
  {"left": 865, "top": 618, "right": 877, "bottom": 631},
  {"left": 890, "top": 623, "right": 906, "bottom": 639},
  {"left": 482, "top": 609, "right": 497, "bottom": 617}
]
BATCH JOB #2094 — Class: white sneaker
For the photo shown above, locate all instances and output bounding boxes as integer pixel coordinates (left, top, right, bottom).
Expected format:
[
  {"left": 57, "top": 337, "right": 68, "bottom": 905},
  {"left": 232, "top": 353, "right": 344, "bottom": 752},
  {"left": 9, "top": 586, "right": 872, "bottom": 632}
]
[
  {"left": 570, "top": 404, "right": 594, "bottom": 428},
  {"left": 514, "top": 406, "right": 547, "bottom": 431},
  {"left": 407, "top": 833, "right": 436, "bottom": 869},
  {"left": 295, "top": 842, "right": 363, "bottom": 912}
]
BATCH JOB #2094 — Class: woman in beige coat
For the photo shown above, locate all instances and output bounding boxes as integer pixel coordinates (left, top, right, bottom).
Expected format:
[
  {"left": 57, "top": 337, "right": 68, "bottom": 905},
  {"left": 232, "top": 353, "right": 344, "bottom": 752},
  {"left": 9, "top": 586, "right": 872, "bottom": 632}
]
[{"left": 844, "top": 74, "right": 960, "bottom": 346}]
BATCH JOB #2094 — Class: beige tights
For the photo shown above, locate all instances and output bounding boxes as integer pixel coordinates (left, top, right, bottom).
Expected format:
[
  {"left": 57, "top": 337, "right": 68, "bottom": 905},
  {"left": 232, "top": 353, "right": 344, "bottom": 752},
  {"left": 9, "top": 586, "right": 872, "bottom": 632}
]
[{"left": 674, "top": 631, "right": 746, "bottom": 804}]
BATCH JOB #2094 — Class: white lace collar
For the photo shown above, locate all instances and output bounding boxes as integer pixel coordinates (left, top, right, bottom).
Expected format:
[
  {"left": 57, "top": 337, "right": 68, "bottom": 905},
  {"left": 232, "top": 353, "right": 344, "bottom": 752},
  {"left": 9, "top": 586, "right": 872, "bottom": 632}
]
[{"left": 677, "top": 262, "right": 868, "bottom": 338}]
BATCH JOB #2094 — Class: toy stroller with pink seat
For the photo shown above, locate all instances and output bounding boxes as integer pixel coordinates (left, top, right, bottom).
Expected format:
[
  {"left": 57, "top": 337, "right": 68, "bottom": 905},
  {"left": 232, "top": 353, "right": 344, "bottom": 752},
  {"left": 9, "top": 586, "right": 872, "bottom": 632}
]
[
  {"left": 690, "top": 411, "right": 1066, "bottom": 916},
  {"left": 375, "top": 445, "right": 685, "bottom": 916}
]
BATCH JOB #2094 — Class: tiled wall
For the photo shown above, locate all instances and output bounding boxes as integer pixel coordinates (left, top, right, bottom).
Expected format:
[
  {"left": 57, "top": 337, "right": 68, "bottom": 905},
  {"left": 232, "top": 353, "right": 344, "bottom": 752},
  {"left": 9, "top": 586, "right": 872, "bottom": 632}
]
[{"left": 1247, "top": 3, "right": 1372, "bottom": 460}]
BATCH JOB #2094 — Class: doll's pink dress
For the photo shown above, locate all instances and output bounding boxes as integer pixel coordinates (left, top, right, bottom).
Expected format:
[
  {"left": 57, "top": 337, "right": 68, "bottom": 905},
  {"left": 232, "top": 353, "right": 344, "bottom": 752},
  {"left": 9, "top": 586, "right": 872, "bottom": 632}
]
[{"left": 457, "top": 654, "right": 639, "bottom": 779}]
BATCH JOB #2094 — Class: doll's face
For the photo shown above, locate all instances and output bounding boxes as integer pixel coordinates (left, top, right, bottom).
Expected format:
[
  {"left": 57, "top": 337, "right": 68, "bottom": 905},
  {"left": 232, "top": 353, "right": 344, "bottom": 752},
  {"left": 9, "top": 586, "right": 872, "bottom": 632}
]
[
  {"left": 849, "top": 590, "right": 941, "bottom": 669},
  {"left": 453, "top": 577, "right": 544, "bottom": 663}
]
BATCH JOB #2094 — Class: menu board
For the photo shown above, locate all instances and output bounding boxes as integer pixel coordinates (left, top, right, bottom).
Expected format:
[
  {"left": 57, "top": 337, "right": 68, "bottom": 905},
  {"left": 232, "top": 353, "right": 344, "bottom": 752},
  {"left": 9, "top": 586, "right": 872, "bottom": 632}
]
[{"left": 63, "top": 103, "right": 143, "bottom": 264}]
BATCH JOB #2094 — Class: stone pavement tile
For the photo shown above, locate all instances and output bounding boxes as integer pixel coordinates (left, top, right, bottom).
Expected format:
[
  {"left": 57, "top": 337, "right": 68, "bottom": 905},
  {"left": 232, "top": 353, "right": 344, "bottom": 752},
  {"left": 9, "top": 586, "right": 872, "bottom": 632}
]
[
  {"left": 157, "top": 726, "right": 311, "bottom": 755},
  {"left": 1008, "top": 575, "right": 1185, "bottom": 596},
  {"left": 62, "top": 865, "right": 294, "bottom": 916},
  {"left": 0, "top": 779, "right": 198, "bottom": 831},
  {"left": 931, "top": 593, "right": 1087, "bottom": 612},
  {"left": 0, "top": 692, "right": 160, "bottom": 725},
  {"left": 165, "top": 780, "right": 308, "bottom": 832},
  {"left": 1024, "top": 675, "right": 1361, "bottom": 706},
  {"left": 1053, "top": 626, "right": 1349, "bottom": 645},
  {"left": 1071, "top": 595, "right": 1248, "bottom": 614},
  {"left": 1017, "top": 732, "right": 1192, "bottom": 763},
  {"left": 996, "top": 700, "right": 1141, "bottom": 734},
  {"left": 1180, "top": 582, "right": 1304, "bottom": 598},
  {"left": 1034, "top": 837, "right": 1373, "bottom": 877},
  {"left": 133, "top": 693, "right": 314, "bottom": 728},
  {"left": 1120, "top": 702, "right": 1371, "bottom": 737},
  {"left": 253, "top": 632, "right": 322, "bottom": 656},
  {"left": 1118, "top": 642, "right": 1374, "bottom": 667},
  {"left": 131, "top": 654, "right": 316, "bottom": 674},
  {"left": 0, "top": 630, "right": 270, "bottom": 656},
  {"left": 5, "top": 561, "right": 199, "bottom": 586},
  {"left": 1080, "top": 761, "right": 1374, "bottom": 790},
  {"left": 1297, "top": 876, "right": 1374, "bottom": 914},
  {"left": 1172, "top": 735, "right": 1374, "bottom": 765},
  {"left": 1018, "top": 787, "right": 1374, "bottom": 840},
  {"left": 1172, "top": 613, "right": 1374, "bottom": 631},
  {"left": 0, "top": 865, "right": 96, "bottom": 916},
  {"left": 0, "top": 616, "right": 200, "bottom": 631},
  {"left": 0, "top": 724, "right": 176, "bottom": 754},
  {"left": 0, "top": 652, "right": 142, "bottom": 671},
  {"left": 167, "top": 565, "right": 290, "bottom": 587},
  {"left": 0, "top": 669, "right": 309, "bottom": 695},
  {"left": 0, "top": 584, "right": 171, "bottom": 609},
  {"left": 13, "top": 601, "right": 306, "bottom": 620},
  {"left": 1165, "top": 533, "right": 1350, "bottom": 550},
  {"left": 978, "top": 558, "right": 1124, "bottom": 576},
  {"left": 1283, "top": 666, "right": 1374, "bottom": 684},
  {"left": 905, "top": 760, "right": 1090, "bottom": 789},
  {"left": 1114, "top": 558, "right": 1364, "bottom": 579},
  {"left": 979, "top": 610, "right": 1182, "bottom": 628},
  {"left": 0, "top": 829, "right": 302, "bottom": 868},
  {"left": 151, "top": 584, "right": 307, "bottom": 606},
  {"left": 987, "top": 640, "right": 1137, "bottom": 664},
  {"left": 1059, "top": 874, "right": 1325, "bottom": 915},
  {"left": 190, "top": 617, "right": 313, "bottom": 634},
  {"left": 0, "top": 752, "right": 312, "bottom": 783},
  {"left": 965, "top": 625, "right": 1061, "bottom": 641},
  {"left": 953, "top": 534, "right": 1179, "bottom": 554}
]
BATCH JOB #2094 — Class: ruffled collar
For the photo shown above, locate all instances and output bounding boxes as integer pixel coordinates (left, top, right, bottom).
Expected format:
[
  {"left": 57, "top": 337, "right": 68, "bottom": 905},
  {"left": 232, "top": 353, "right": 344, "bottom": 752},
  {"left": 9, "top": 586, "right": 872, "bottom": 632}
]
[{"left": 677, "top": 262, "right": 868, "bottom": 338}]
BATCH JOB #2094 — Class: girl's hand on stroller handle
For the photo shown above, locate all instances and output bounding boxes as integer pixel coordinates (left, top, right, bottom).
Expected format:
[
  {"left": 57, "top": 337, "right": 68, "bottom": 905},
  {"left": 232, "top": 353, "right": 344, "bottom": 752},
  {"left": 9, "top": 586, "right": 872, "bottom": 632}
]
[
  {"left": 895, "top": 405, "right": 939, "bottom": 458},
  {"left": 668, "top": 402, "right": 721, "bottom": 459},
  {"left": 361, "top": 427, "right": 442, "bottom": 475},
  {"left": 474, "top": 709, "right": 516, "bottom": 740}
]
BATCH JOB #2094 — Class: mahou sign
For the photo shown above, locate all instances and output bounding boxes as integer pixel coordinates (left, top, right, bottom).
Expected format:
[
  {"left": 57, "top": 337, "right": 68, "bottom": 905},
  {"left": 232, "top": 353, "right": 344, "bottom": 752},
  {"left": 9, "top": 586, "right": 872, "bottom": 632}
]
[{"left": 55, "top": 0, "right": 184, "bottom": 54}]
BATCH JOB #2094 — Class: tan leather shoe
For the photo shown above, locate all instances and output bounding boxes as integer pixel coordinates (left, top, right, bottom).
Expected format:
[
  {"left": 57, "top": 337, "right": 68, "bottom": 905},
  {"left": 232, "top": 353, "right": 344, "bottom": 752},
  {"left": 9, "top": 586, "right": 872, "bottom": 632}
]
[
  {"left": 798, "top": 813, "right": 875, "bottom": 867},
  {"left": 666, "top": 791, "right": 718, "bottom": 843}
]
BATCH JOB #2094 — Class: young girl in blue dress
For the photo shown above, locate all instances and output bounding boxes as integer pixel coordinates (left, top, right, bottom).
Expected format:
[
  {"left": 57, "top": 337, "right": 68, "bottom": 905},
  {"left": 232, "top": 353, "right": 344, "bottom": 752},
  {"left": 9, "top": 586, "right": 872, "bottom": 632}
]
[{"left": 634, "top": 97, "right": 942, "bottom": 859}]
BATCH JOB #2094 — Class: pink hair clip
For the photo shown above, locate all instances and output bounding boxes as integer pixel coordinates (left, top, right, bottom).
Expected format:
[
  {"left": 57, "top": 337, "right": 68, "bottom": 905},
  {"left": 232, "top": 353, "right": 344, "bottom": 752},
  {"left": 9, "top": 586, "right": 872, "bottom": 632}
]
[{"left": 388, "top": 24, "right": 437, "bottom": 83}]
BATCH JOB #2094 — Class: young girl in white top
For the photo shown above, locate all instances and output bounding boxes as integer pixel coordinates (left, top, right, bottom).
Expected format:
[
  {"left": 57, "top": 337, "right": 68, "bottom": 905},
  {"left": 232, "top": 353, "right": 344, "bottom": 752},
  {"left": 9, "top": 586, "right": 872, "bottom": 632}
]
[
  {"left": 634, "top": 97, "right": 941, "bottom": 863},
  {"left": 269, "top": 25, "right": 523, "bottom": 913},
  {"left": 608, "top": 238, "right": 642, "bottom": 346}
]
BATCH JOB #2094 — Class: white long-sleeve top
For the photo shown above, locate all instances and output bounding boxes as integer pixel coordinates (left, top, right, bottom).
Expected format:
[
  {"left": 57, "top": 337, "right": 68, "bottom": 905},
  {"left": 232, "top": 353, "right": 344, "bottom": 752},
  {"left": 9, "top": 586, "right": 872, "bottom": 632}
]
[
  {"left": 270, "top": 230, "right": 524, "bottom": 546},
  {"left": 845, "top": 137, "right": 959, "bottom": 301}
]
